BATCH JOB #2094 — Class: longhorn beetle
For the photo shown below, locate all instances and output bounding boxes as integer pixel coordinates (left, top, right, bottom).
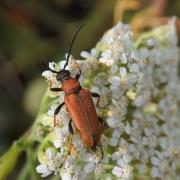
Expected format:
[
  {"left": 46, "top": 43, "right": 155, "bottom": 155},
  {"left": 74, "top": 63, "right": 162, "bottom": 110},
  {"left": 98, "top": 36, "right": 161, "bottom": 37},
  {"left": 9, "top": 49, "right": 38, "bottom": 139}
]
[{"left": 48, "top": 25, "right": 105, "bottom": 149}]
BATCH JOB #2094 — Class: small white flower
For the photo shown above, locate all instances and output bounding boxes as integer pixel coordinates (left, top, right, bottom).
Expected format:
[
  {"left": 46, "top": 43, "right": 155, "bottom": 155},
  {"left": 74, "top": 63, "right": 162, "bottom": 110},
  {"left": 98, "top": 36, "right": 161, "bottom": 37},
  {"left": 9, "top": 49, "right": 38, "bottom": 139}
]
[
  {"left": 80, "top": 51, "right": 90, "bottom": 59},
  {"left": 121, "top": 53, "right": 128, "bottom": 64},
  {"left": 123, "top": 154, "right": 132, "bottom": 163},
  {"left": 112, "top": 128, "right": 121, "bottom": 139},
  {"left": 111, "top": 64, "right": 118, "bottom": 74},
  {"left": 129, "top": 63, "right": 139, "bottom": 73},
  {"left": 61, "top": 172, "right": 72, "bottom": 180},
  {"left": 151, "top": 166, "right": 161, "bottom": 177},
  {"left": 90, "top": 48, "right": 97, "bottom": 56},
  {"left": 131, "top": 51, "right": 140, "bottom": 61},
  {"left": 125, "top": 122, "right": 131, "bottom": 135},
  {"left": 117, "top": 159, "right": 127, "bottom": 168},
  {"left": 122, "top": 165, "right": 132, "bottom": 178},
  {"left": 46, "top": 148, "right": 55, "bottom": 160},
  {"left": 36, "top": 164, "right": 51, "bottom": 177},
  {"left": 151, "top": 156, "right": 161, "bottom": 166},
  {"left": 47, "top": 104, "right": 58, "bottom": 117},
  {"left": 53, "top": 140, "right": 62, "bottom": 148},
  {"left": 82, "top": 153, "right": 95, "bottom": 162},
  {"left": 112, "top": 166, "right": 123, "bottom": 177},
  {"left": 139, "top": 47, "right": 149, "bottom": 59},
  {"left": 138, "top": 164, "right": 146, "bottom": 174},
  {"left": 99, "top": 50, "right": 113, "bottom": 66},
  {"left": 142, "top": 136, "right": 149, "bottom": 145},
  {"left": 42, "top": 70, "right": 53, "bottom": 80},
  {"left": 110, "top": 76, "right": 121, "bottom": 88},
  {"left": 146, "top": 38, "right": 157, "bottom": 47},
  {"left": 119, "top": 67, "right": 127, "bottom": 79},
  {"left": 109, "top": 138, "right": 119, "bottom": 147},
  {"left": 84, "top": 162, "right": 95, "bottom": 173},
  {"left": 134, "top": 95, "right": 144, "bottom": 107},
  {"left": 107, "top": 117, "right": 119, "bottom": 128},
  {"left": 159, "top": 137, "right": 168, "bottom": 149},
  {"left": 112, "top": 151, "right": 121, "bottom": 161}
]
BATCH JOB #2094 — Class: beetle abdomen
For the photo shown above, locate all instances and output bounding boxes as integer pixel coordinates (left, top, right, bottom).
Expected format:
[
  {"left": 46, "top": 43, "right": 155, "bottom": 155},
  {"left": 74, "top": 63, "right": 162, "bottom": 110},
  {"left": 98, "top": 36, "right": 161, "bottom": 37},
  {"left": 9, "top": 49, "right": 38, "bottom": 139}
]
[{"left": 65, "top": 89, "right": 101, "bottom": 147}]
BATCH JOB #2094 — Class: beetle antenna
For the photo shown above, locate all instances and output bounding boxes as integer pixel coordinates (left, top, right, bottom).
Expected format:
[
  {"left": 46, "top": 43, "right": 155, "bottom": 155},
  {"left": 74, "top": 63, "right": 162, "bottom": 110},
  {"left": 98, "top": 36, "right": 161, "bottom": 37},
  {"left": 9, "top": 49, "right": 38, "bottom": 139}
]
[
  {"left": 63, "top": 24, "right": 83, "bottom": 70},
  {"left": 48, "top": 67, "right": 59, "bottom": 74},
  {"left": 40, "top": 61, "right": 59, "bottom": 73}
]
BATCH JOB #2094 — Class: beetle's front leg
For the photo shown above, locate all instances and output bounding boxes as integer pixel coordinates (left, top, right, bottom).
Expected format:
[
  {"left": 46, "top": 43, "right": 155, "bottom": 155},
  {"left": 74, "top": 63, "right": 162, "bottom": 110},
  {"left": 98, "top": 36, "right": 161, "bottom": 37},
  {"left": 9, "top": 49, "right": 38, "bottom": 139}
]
[
  {"left": 50, "top": 87, "right": 62, "bottom": 92},
  {"left": 91, "top": 92, "right": 100, "bottom": 106},
  {"left": 72, "top": 59, "right": 81, "bottom": 80},
  {"left": 54, "top": 102, "right": 65, "bottom": 127},
  {"left": 49, "top": 80, "right": 62, "bottom": 92}
]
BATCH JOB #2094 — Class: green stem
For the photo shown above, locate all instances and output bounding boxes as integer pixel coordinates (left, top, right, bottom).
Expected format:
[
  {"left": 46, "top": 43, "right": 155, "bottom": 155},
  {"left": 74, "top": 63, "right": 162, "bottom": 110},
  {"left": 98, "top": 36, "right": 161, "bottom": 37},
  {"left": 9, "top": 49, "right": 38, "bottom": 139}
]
[
  {"left": 27, "top": 148, "right": 39, "bottom": 180},
  {"left": 0, "top": 89, "right": 53, "bottom": 179},
  {"left": 17, "top": 162, "right": 29, "bottom": 180},
  {"left": 0, "top": 141, "right": 22, "bottom": 180}
]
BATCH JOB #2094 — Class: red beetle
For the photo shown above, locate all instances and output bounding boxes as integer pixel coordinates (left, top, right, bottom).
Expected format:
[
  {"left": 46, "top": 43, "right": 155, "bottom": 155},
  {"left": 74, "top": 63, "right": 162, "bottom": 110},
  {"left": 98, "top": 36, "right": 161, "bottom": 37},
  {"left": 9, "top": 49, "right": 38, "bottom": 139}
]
[{"left": 48, "top": 25, "right": 105, "bottom": 149}]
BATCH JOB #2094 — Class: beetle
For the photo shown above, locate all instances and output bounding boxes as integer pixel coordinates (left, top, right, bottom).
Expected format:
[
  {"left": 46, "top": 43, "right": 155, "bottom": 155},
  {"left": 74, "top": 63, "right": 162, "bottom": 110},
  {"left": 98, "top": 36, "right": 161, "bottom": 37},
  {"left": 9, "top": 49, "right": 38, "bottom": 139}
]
[{"left": 47, "top": 25, "right": 105, "bottom": 149}]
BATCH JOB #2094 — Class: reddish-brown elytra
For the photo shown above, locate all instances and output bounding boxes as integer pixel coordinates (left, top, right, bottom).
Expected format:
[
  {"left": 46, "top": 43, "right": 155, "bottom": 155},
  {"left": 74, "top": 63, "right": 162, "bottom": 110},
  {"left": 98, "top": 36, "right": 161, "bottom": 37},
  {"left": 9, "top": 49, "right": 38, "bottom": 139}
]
[{"left": 48, "top": 25, "right": 105, "bottom": 149}]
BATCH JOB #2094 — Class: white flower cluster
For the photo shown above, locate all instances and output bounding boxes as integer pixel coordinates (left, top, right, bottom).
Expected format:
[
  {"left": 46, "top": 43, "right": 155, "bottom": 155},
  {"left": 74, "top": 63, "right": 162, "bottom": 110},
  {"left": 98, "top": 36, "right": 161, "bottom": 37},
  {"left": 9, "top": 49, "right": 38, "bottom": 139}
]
[{"left": 37, "top": 19, "right": 180, "bottom": 179}]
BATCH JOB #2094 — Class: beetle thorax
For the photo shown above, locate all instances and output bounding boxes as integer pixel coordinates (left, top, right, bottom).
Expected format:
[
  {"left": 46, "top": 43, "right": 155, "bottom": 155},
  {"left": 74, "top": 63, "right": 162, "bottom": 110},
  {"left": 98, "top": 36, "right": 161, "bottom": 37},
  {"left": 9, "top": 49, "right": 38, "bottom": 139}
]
[{"left": 62, "top": 78, "right": 81, "bottom": 94}]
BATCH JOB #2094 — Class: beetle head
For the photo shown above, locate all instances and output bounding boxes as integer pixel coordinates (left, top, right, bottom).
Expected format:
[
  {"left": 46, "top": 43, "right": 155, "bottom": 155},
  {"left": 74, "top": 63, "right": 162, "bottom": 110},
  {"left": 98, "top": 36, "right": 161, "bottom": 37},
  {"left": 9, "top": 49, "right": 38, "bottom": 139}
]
[{"left": 56, "top": 69, "right": 70, "bottom": 83}]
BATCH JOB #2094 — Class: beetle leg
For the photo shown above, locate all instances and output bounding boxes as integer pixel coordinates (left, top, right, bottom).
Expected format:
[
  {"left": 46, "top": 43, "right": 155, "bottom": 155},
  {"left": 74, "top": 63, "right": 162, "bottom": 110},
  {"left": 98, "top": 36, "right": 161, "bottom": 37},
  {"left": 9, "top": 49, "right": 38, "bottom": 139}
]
[
  {"left": 54, "top": 102, "right": 65, "bottom": 127},
  {"left": 98, "top": 116, "right": 105, "bottom": 127},
  {"left": 72, "top": 59, "right": 81, "bottom": 80},
  {"left": 50, "top": 87, "right": 62, "bottom": 92},
  {"left": 96, "top": 144, "right": 104, "bottom": 161},
  {"left": 91, "top": 92, "right": 100, "bottom": 106},
  {"left": 75, "top": 69, "right": 81, "bottom": 80},
  {"left": 100, "top": 145, "right": 104, "bottom": 160},
  {"left": 68, "top": 120, "right": 74, "bottom": 134},
  {"left": 98, "top": 116, "right": 108, "bottom": 133},
  {"left": 60, "top": 135, "right": 73, "bottom": 169},
  {"left": 90, "top": 145, "right": 104, "bottom": 162}
]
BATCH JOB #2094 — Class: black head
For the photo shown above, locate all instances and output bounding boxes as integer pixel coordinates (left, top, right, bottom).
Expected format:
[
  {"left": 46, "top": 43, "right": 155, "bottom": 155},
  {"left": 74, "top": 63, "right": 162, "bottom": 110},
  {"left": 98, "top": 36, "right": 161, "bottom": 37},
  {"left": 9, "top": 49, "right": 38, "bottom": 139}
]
[{"left": 56, "top": 69, "right": 70, "bottom": 83}]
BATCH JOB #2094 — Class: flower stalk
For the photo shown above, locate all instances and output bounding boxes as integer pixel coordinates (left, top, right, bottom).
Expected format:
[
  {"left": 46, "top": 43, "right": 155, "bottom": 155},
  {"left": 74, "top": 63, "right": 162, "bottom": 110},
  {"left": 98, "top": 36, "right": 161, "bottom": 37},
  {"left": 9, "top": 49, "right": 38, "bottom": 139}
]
[{"left": 0, "top": 141, "right": 22, "bottom": 179}]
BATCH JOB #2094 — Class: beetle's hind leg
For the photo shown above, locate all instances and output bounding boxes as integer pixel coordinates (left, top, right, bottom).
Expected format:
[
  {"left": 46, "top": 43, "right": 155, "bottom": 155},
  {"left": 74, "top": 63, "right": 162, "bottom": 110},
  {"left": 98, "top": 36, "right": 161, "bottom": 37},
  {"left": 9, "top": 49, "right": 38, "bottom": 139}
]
[
  {"left": 90, "top": 145, "right": 104, "bottom": 162},
  {"left": 98, "top": 144, "right": 104, "bottom": 161},
  {"left": 60, "top": 120, "right": 75, "bottom": 169},
  {"left": 68, "top": 119, "right": 74, "bottom": 134},
  {"left": 59, "top": 135, "right": 73, "bottom": 169},
  {"left": 53, "top": 102, "right": 65, "bottom": 127},
  {"left": 98, "top": 116, "right": 107, "bottom": 130}
]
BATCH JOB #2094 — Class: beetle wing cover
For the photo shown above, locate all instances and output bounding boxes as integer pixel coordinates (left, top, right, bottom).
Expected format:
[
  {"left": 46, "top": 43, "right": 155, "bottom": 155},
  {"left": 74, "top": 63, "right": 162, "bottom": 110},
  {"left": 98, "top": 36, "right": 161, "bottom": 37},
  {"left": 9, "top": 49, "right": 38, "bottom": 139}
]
[{"left": 65, "top": 89, "right": 101, "bottom": 147}]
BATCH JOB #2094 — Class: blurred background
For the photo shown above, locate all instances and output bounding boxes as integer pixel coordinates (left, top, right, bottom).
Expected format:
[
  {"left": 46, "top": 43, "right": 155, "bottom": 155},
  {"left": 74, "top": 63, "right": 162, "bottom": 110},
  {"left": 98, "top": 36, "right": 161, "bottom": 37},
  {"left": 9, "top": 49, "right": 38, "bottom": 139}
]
[{"left": 0, "top": 0, "right": 179, "bottom": 173}]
